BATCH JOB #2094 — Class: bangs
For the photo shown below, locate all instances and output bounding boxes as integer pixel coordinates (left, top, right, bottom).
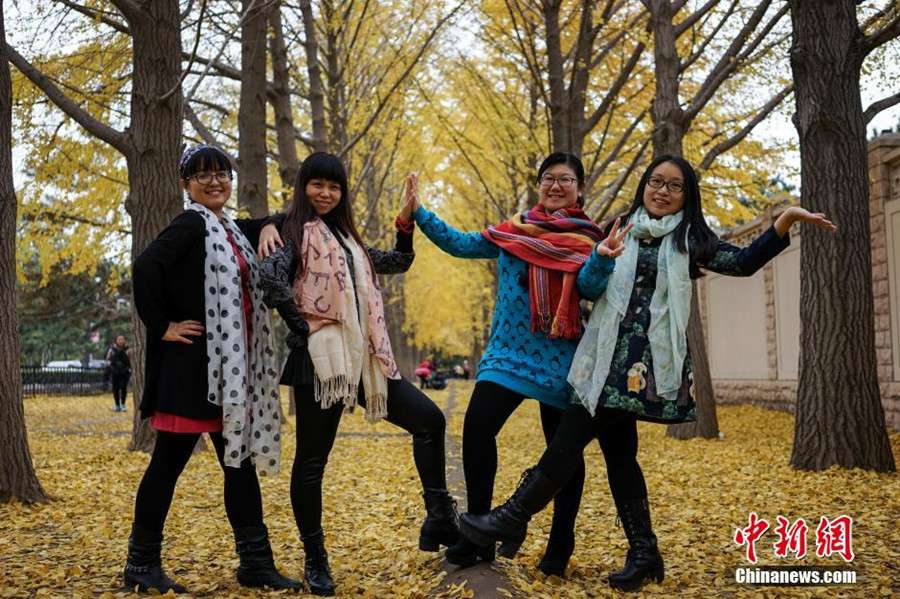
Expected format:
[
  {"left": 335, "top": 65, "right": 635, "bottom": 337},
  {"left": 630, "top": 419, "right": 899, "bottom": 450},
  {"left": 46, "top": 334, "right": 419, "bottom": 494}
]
[
  {"left": 302, "top": 153, "right": 347, "bottom": 187},
  {"left": 182, "top": 147, "right": 232, "bottom": 180}
]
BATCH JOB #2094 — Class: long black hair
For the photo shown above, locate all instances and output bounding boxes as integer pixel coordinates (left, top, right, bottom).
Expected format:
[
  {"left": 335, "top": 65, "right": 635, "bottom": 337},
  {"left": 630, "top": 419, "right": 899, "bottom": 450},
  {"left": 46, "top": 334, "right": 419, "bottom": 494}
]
[
  {"left": 283, "top": 152, "right": 370, "bottom": 272},
  {"left": 625, "top": 155, "right": 718, "bottom": 277},
  {"left": 536, "top": 152, "right": 586, "bottom": 207}
]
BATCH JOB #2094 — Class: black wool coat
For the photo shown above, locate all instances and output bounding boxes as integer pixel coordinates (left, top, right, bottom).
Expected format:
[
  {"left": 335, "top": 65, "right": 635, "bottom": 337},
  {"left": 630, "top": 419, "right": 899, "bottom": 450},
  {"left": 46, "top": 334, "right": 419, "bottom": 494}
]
[{"left": 132, "top": 209, "right": 284, "bottom": 420}]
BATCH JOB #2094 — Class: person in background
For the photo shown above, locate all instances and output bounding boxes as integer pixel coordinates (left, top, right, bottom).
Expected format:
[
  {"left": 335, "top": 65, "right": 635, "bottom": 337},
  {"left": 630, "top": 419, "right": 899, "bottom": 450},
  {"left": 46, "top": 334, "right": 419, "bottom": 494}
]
[{"left": 106, "top": 335, "right": 131, "bottom": 412}]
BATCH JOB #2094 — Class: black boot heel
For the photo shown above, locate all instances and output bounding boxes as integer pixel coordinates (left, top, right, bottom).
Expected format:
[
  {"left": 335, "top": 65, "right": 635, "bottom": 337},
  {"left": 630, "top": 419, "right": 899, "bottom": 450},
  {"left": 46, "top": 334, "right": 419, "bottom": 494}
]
[
  {"left": 497, "top": 540, "right": 522, "bottom": 559},
  {"left": 419, "top": 488, "right": 461, "bottom": 552},
  {"left": 122, "top": 523, "right": 186, "bottom": 594},
  {"left": 458, "top": 468, "right": 560, "bottom": 562},
  {"left": 608, "top": 498, "right": 665, "bottom": 592}
]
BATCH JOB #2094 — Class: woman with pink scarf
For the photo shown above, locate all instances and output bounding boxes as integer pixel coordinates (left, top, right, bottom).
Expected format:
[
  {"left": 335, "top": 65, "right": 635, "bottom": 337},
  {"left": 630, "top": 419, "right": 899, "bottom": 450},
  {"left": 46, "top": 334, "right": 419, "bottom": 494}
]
[{"left": 259, "top": 152, "right": 457, "bottom": 597}]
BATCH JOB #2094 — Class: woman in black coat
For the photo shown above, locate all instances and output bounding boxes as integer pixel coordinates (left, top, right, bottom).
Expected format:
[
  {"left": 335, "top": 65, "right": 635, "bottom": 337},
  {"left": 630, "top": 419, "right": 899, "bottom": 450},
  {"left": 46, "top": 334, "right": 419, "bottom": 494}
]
[{"left": 125, "top": 145, "right": 299, "bottom": 594}]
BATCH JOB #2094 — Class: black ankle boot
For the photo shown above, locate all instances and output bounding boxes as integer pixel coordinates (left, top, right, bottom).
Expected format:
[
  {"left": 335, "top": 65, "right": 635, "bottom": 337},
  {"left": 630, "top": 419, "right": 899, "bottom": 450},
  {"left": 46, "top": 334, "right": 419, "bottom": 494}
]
[
  {"left": 459, "top": 468, "right": 560, "bottom": 559},
  {"left": 122, "top": 523, "right": 186, "bottom": 594},
  {"left": 233, "top": 525, "right": 302, "bottom": 591},
  {"left": 419, "top": 488, "right": 461, "bottom": 551},
  {"left": 536, "top": 532, "right": 575, "bottom": 577},
  {"left": 302, "top": 529, "right": 335, "bottom": 597},
  {"left": 608, "top": 498, "right": 664, "bottom": 591},
  {"left": 444, "top": 535, "right": 496, "bottom": 567}
]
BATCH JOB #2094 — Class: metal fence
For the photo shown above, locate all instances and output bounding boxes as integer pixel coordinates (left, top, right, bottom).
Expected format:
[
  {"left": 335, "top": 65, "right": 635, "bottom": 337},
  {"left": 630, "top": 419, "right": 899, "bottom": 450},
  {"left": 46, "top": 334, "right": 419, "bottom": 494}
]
[{"left": 20, "top": 365, "right": 109, "bottom": 397}]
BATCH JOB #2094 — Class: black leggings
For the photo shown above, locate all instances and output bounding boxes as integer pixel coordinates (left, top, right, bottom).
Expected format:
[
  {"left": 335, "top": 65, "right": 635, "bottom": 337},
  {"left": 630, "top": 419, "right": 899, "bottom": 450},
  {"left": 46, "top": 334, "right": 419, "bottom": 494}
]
[
  {"left": 111, "top": 375, "right": 129, "bottom": 406},
  {"left": 291, "top": 377, "right": 446, "bottom": 536},
  {"left": 462, "top": 381, "right": 585, "bottom": 542},
  {"left": 538, "top": 403, "right": 647, "bottom": 503},
  {"left": 133, "top": 431, "right": 264, "bottom": 534}
]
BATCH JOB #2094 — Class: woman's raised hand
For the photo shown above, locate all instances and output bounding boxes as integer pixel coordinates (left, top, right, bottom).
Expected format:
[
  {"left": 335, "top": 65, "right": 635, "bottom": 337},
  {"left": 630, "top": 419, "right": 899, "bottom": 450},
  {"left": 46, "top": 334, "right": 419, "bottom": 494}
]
[
  {"left": 399, "top": 173, "right": 420, "bottom": 222},
  {"left": 258, "top": 222, "right": 284, "bottom": 260},
  {"left": 162, "top": 320, "right": 204, "bottom": 344},
  {"left": 790, "top": 207, "right": 837, "bottom": 233},
  {"left": 774, "top": 206, "right": 838, "bottom": 237},
  {"left": 596, "top": 217, "right": 634, "bottom": 258}
]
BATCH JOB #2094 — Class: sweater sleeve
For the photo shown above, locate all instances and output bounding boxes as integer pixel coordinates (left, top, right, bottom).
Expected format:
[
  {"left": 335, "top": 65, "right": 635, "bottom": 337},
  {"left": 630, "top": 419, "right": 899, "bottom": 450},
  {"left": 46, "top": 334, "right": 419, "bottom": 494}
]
[
  {"left": 259, "top": 243, "right": 310, "bottom": 339},
  {"left": 413, "top": 206, "right": 499, "bottom": 259},
  {"left": 132, "top": 211, "right": 205, "bottom": 341},
  {"left": 234, "top": 212, "right": 287, "bottom": 249},
  {"left": 700, "top": 225, "right": 791, "bottom": 277},
  {"left": 576, "top": 247, "right": 616, "bottom": 300},
  {"left": 366, "top": 228, "right": 416, "bottom": 275}
]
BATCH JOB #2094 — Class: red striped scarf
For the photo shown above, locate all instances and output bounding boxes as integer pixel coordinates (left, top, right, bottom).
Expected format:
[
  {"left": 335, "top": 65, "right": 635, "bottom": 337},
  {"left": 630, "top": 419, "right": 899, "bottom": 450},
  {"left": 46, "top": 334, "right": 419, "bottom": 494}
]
[{"left": 483, "top": 205, "right": 603, "bottom": 340}]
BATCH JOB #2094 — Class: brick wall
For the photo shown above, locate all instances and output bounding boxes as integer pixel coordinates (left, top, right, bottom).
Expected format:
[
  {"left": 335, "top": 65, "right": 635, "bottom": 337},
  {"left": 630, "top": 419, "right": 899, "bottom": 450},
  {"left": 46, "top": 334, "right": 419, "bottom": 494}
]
[{"left": 702, "top": 132, "right": 900, "bottom": 430}]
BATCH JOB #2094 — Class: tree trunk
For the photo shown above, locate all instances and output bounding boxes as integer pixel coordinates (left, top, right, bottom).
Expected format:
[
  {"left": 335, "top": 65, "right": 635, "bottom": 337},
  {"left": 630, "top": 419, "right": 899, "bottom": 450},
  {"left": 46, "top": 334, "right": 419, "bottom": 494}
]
[
  {"left": 0, "top": 4, "right": 48, "bottom": 503},
  {"left": 298, "top": 0, "right": 328, "bottom": 153},
  {"left": 237, "top": 0, "right": 270, "bottom": 218},
  {"left": 123, "top": 0, "right": 185, "bottom": 453},
  {"left": 269, "top": 5, "right": 300, "bottom": 209},
  {"left": 648, "top": 0, "right": 687, "bottom": 158},
  {"left": 788, "top": 0, "right": 894, "bottom": 471},
  {"left": 667, "top": 284, "right": 720, "bottom": 439},
  {"left": 647, "top": 1, "right": 719, "bottom": 441}
]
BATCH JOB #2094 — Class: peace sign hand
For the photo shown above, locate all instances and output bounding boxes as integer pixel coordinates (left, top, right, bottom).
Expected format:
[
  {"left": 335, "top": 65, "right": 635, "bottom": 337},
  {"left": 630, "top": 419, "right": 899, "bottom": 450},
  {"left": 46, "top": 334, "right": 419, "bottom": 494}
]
[
  {"left": 596, "top": 217, "right": 634, "bottom": 258},
  {"left": 398, "top": 173, "right": 420, "bottom": 222}
]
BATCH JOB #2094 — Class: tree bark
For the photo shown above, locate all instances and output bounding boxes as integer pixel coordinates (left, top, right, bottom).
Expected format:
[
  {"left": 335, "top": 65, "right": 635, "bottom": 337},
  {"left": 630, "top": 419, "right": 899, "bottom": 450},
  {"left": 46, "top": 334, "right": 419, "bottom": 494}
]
[
  {"left": 667, "top": 284, "right": 720, "bottom": 439},
  {"left": 788, "top": 0, "right": 894, "bottom": 471},
  {"left": 122, "top": 0, "right": 185, "bottom": 452},
  {"left": 269, "top": 5, "right": 300, "bottom": 208},
  {"left": 298, "top": 0, "right": 328, "bottom": 153},
  {"left": 647, "top": 0, "right": 686, "bottom": 157},
  {"left": 646, "top": 0, "right": 717, "bottom": 440},
  {"left": 0, "top": 3, "right": 48, "bottom": 503},
  {"left": 237, "top": 0, "right": 270, "bottom": 218}
]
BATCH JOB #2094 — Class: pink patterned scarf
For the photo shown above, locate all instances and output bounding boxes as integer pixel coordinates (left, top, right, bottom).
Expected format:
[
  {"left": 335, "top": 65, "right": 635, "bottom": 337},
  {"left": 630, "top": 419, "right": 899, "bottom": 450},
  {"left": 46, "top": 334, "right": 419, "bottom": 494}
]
[{"left": 292, "top": 219, "right": 399, "bottom": 421}]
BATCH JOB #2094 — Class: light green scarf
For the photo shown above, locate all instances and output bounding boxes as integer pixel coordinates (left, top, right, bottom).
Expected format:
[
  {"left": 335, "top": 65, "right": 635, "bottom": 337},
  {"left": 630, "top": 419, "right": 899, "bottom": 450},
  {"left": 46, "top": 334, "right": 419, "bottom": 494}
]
[{"left": 568, "top": 207, "right": 692, "bottom": 414}]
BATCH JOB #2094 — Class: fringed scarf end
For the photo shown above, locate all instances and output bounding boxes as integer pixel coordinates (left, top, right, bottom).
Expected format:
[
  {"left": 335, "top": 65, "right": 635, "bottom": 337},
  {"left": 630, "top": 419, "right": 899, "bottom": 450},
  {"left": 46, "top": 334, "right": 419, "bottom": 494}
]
[{"left": 314, "top": 374, "right": 358, "bottom": 410}]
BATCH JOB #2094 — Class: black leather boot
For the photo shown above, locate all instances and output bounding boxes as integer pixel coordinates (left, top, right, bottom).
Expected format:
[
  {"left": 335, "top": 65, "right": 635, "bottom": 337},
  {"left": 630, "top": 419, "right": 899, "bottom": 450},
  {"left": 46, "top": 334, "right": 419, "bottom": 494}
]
[
  {"left": 536, "top": 531, "right": 575, "bottom": 577},
  {"left": 302, "top": 528, "right": 335, "bottom": 597},
  {"left": 459, "top": 468, "right": 560, "bottom": 558},
  {"left": 444, "top": 535, "right": 495, "bottom": 567},
  {"left": 122, "top": 523, "right": 186, "bottom": 594},
  {"left": 419, "top": 488, "right": 462, "bottom": 551},
  {"left": 234, "top": 525, "right": 303, "bottom": 591},
  {"left": 607, "top": 498, "right": 664, "bottom": 591}
]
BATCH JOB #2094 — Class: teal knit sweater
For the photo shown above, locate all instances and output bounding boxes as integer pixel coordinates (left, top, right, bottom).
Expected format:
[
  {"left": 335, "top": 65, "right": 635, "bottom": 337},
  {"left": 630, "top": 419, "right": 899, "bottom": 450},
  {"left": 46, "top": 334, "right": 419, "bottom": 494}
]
[{"left": 414, "top": 206, "right": 614, "bottom": 408}]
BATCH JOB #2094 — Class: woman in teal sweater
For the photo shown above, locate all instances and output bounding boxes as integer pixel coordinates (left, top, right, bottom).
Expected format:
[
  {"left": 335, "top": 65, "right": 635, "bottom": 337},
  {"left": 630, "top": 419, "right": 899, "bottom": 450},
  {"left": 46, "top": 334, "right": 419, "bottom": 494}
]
[{"left": 411, "top": 153, "right": 624, "bottom": 574}]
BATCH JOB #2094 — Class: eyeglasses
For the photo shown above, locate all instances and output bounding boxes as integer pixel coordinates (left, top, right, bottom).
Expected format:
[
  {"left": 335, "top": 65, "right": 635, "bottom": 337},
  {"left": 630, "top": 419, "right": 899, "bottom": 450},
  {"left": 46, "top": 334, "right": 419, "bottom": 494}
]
[
  {"left": 647, "top": 176, "right": 684, "bottom": 193},
  {"left": 190, "top": 171, "right": 233, "bottom": 185},
  {"left": 539, "top": 175, "right": 581, "bottom": 189}
]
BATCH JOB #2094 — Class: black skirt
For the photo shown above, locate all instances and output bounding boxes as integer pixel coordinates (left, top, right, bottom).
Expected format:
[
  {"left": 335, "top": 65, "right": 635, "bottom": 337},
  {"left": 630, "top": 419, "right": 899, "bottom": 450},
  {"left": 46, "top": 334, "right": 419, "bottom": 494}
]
[{"left": 280, "top": 347, "right": 316, "bottom": 387}]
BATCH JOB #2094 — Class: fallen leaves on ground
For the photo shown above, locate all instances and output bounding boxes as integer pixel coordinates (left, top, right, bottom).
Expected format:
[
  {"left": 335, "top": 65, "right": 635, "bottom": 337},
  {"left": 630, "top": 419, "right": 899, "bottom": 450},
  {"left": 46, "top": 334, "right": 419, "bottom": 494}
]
[{"left": 1, "top": 382, "right": 898, "bottom": 599}]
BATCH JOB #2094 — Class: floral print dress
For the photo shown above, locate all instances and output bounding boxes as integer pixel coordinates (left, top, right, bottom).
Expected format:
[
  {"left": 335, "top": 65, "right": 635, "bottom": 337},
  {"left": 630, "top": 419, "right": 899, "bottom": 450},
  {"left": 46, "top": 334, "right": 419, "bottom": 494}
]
[{"left": 596, "top": 225, "right": 790, "bottom": 423}]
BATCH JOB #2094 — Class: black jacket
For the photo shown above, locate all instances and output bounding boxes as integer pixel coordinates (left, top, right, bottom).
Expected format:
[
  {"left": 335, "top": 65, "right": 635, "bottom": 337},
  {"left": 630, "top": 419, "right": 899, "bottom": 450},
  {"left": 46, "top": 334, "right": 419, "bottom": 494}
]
[{"left": 132, "top": 210, "right": 283, "bottom": 420}]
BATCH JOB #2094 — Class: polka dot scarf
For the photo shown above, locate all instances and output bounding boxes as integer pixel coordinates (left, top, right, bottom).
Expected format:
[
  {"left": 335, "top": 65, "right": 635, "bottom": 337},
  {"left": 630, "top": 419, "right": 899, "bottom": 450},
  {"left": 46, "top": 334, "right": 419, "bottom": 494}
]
[{"left": 187, "top": 202, "right": 281, "bottom": 476}]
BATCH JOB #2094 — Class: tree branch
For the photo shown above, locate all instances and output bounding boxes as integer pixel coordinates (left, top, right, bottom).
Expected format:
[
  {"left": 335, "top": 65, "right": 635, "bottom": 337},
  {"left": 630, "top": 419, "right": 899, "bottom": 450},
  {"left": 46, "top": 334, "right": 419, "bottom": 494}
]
[
  {"left": 108, "top": 0, "right": 142, "bottom": 23},
  {"left": 698, "top": 84, "right": 793, "bottom": 172},
  {"left": 6, "top": 43, "right": 131, "bottom": 156},
  {"left": 864, "top": 91, "right": 900, "bottom": 124},
  {"left": 52, "top": 0, "right": 131, "bottom": 34},
  {"left": 584, "top": 41, "right": 645, "bottom": 134},
  {"left": 184, "top": 103, "right": 237, "bottom": 165},
  {"left": 337, "top": 1, "right": 465, "bottom": 158},
  {"left": 862, "top": 11, "right": 900, "bottom": 55},
  {"left": 674, "top": 0, "right": 720, "bottom": 37}
]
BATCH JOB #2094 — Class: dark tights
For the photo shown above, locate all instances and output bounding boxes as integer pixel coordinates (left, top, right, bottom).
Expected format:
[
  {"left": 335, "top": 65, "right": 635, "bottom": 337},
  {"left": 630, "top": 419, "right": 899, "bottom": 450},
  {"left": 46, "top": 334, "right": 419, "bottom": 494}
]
[
  {"left": 538, "top": 404, "right": 647, "bottom": 502},
  {"left": 111, "top": 375, "right": 129, "bottom": 407},
  {"left": 462, "top": 381, "right": 585, "bottom": 542},
  {"left": 291, "top": 377, "right": 446, "bottom": 536},
  {"left": 133, "top": 431, "right": 264, "bottom": 533}
]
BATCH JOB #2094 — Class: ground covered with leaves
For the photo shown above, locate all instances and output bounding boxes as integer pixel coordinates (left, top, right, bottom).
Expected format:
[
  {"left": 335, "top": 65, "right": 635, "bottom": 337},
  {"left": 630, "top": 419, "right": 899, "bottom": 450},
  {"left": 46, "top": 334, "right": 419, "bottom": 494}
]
[{"left": 1, "top": 382, "right": 898, "bottom": 598}]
